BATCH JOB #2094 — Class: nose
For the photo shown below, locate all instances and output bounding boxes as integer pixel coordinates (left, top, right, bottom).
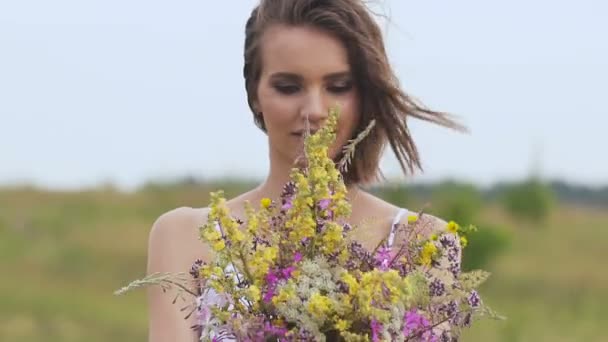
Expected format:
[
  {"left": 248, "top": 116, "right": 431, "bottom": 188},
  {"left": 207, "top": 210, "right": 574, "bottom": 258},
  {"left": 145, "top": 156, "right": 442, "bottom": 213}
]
[{"left": 299, "top": 89, "right": 328, "bottom": 128}]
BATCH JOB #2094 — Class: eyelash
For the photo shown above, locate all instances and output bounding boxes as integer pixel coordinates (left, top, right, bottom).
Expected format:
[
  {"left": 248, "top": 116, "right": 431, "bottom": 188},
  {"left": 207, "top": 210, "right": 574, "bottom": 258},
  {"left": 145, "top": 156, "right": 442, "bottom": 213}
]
[{"left": 273, "top": 83, "right": 353, "bottom": 95}]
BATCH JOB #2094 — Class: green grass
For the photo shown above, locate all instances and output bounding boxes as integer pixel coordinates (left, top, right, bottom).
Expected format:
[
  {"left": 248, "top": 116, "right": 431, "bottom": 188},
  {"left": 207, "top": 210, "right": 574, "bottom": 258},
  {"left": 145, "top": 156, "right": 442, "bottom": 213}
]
[{"left": 1, "top": 186, "right": 606, "bottom": 341}]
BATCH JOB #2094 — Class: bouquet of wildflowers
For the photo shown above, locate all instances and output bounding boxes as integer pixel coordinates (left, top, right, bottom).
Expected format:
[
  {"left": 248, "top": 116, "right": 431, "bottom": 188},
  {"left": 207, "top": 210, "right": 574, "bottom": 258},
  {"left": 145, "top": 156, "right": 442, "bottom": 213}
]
[{"left": 116, "top": 108, "right": 501, "bottom": 341}]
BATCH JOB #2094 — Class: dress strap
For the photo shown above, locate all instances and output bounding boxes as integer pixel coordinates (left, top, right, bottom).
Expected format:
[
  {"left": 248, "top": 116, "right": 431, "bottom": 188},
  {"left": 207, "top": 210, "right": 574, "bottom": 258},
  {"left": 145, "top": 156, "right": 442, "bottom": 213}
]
[{"left": 387, "top": 208, "right": 408, "bottom": 248}]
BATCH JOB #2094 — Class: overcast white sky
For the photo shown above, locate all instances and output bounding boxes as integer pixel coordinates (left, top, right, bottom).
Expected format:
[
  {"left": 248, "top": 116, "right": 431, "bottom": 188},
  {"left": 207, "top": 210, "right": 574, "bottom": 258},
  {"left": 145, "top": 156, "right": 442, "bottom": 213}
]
[{"left": 1, "top": 0, "right": 606, "bottom": 191}]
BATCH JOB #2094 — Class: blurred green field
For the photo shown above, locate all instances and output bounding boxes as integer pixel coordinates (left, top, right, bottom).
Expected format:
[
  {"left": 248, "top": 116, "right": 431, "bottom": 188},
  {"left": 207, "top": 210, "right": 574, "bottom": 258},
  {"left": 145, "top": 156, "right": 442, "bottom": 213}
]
[{"left": 1, "top": 183, "right": 606, "bottom": 341}]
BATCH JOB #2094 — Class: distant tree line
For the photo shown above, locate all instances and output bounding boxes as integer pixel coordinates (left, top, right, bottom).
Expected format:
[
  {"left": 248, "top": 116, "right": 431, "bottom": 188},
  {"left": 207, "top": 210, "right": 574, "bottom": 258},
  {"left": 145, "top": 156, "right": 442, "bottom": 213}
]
[
  {"left": 384, "top": 180, "right": 607, "bottom": 208},
  {"left": 139, "top": 176, "right": 607, "bottom": 208}
]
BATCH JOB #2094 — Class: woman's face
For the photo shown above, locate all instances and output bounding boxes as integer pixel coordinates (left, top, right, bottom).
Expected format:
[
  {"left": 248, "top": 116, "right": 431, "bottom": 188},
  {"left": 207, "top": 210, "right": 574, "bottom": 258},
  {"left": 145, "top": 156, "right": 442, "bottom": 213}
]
[{"left": 254, "top": 24, "right": 361, "bottom": 166}]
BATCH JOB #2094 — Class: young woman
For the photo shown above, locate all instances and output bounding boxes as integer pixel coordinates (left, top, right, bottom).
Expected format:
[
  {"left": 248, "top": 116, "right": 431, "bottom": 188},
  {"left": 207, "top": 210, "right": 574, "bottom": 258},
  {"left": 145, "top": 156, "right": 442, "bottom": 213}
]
[{"left": 147, "top": 1, "right": 464, "bottom": 340}]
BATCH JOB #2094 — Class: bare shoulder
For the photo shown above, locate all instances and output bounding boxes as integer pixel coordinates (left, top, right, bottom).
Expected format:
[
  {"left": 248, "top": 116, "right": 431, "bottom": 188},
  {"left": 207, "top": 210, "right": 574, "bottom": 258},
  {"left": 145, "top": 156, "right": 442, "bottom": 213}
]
[
  {"left": 401, "top": 211, "right": 449, "bottom": 237},
  {"left": 150, "top": 206, "right": 209, "bottom": 240},
  {"left": 359, "top": 190, "right": 450, "bottom": 236},
  {"left": 147, "top": 206, "right": 212, "bottom": 273},
  {"left": 146, "top": 206, "right": 211, "bottom": 342}
]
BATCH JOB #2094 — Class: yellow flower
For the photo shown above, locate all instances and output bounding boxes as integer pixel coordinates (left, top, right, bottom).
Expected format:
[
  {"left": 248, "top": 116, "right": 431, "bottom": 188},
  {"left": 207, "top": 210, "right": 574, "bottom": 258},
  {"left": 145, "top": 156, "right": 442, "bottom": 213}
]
[
  {"left": 208, "top": 279, "right": 223, "bottom": 292},
  {"left": 246, "top": 285, "right": 261, "bottom": 302},
  {"left": 262, "top": 246, "right": 278, "bottom": 262},
  {"left": 407, "top": 214, "right": 418, "bottom": 223},
  {"left": 334, "top": 319, "right": 350, "bottom": 331},
  {"left": 214, "top": 309, "right": 230, "bottom": 321},
  {"left": 338, "top": 249, "right": 350, "bottom": 264},
  {"left": 382, "top": 269, "right": 403, "bottom": 303},
  {"left": 272, "top": 284, "right": 296, "bottom": 305},
  {"left": 307, "top": 292, "right": 333, "bottom": 318},
  {"left": 460, "top": 235, "right": 468, "bottom": 248},
  {"left": 430, "top": 233, "right": 438, "bottom": 241},
  {"left": 199, "top": 265, "right": 213, "bottom": 278},
  {"left": 250, "top": 245, "right": 279, "bottom": 281},
  {"left": 212, "top": 240, "right": 226, "bottom": 251},
  {"left": 339, "top": 293, "right": 352, "bottom": 307},
  {"left": 201, "top": 226, "right": 221, "bottom": 242},
  {"left": 341, "top": 272, "right": 360, "bottom": 295},
  {"left": 245, "top": 202, "right": 259, "bottom": 234},
  {"left": 260, "top": 197, "right": 272, "bottom": 209},
  {"left": 212, "top": 266, "right": 223, "bottom": 275},
  {"left": 419, "top": 241, "right": 438, "bottom": 266},
  {"left": 447, "top": 221, "right": 460, "bottom": 234},
  {"left": 321, "top": 222, "right": 344, "bottom": 253}
]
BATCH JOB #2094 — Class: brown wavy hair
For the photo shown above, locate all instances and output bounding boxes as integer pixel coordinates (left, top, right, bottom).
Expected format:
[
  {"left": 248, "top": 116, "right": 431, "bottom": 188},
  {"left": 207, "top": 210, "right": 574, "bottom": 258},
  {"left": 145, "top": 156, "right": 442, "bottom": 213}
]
[{"left": 243, "top": 0, "right": 467, "bottom": 185}]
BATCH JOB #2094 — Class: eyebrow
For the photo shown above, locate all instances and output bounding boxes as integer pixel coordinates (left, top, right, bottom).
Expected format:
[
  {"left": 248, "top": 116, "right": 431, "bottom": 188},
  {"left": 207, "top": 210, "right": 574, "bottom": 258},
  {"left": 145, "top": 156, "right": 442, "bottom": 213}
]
[{"left": 269, "top": 71, "right": 352, "bottom": 82}]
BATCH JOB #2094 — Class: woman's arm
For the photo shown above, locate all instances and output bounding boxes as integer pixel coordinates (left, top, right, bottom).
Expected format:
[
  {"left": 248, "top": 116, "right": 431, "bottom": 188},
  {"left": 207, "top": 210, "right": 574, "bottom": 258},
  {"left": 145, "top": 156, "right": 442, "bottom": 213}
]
[{"left": 146, "top": 207, "right": 210, "bottom": 342}]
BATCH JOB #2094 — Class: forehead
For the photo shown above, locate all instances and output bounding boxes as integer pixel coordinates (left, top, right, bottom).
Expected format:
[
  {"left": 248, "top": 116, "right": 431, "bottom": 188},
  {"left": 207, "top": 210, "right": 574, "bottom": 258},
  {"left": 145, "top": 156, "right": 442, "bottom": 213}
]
[{"left": 259, "top": 24, "right": 351, "bottom": 77}]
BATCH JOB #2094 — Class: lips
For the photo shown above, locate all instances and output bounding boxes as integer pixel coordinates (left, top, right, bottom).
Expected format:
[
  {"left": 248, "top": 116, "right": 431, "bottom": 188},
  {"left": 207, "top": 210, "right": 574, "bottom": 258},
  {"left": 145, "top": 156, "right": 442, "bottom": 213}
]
[{"left": 291, "top": 129, "right": 319, "bottom": 137}]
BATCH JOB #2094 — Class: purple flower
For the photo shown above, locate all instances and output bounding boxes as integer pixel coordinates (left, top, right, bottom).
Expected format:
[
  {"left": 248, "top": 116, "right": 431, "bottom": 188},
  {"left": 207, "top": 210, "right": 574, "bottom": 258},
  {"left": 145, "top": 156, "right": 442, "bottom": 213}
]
[
  {"left": 374, "top": 246, "right": 392, "bottom": 271},
  {"left": 467, "top": 290, "right": 481, "bottom": 308},
  {"left": 403, "top": 310, "right": 436, "bottom": 341},
  {"left": 439, "top": 235, "right": 455, "bottom": 248},
  {"left": 280, "top": 182, "right": 296, "bottom": 211},
  {"left": 294, "top": 252, "right": 302, "bottom": 263},
  {"left": 262, "top": 254, "right": 301, "bottom": 303},
  {"left": 403, "top": 310, "right": 429, "bottom": 333},
  {"left": 447, "top": 302, "right": 461, "bottom": 325},
  {"left": 263, "top": 320, "right": 288, "bottom": 337},
  {"left": 281, "top": 265, "right": 296, "bottom": 279},
  {"left": 281, "top": 198, "right": 293, "bottom": 211},
  {"left": 451, "top": 263, "right": 461, "bottom": 278},
  {"left": 263, "top": 269, "right": 280, "bottom": 303},
  {"left": 189, "top": 259, "right": 204, "bottom": 278},
  {"left": 429, "top": 278, "right": 446, "bottom": 297},
  {"left": 281, "top": 181, "right": 296, "bottom": 197},
  {"left": 265, "top": 269, "right": 279, "bottom": 284},
  {"left": 447, "top": 247, "right": 458, "bottom": 262},
  {"left": 348, "top": 242, "right": 373, "bottom": 267},
  {"left": 342, "top": 223, "right": 353, "bottom": 234},
  {"left": 262, "top": 287, "right": 275, "bottom": 303},
  {"left": 371, "top": 319, "right": 382, "bottom": 342},
  {"left": 318, "top": 198, "right": 331, "bottom": 210}
]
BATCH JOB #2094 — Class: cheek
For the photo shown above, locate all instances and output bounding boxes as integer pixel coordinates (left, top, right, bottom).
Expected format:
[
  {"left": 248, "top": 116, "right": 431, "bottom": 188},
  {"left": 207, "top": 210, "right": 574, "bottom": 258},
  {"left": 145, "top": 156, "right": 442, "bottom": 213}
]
[
  {"left": 336, "top": 97, "right": 361, "bottom": 139},
  {"left": 257, "top": 87, "right": 298, "bottom": 129},
  {"left": 330, "top": 100, "right": 360, "bottom": 158}
]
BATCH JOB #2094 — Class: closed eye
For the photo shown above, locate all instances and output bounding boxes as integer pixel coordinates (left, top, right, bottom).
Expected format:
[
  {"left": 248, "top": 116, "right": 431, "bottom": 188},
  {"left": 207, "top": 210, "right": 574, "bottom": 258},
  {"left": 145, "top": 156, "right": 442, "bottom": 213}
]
[
  {"left": 273, "top": 84, "right": 300, "bottom": 95},
  {"left": 327, "top": 83, "right": 353, "bottom": 94},
  {"left": 272, "top": 82, "right": 353, "bottom": 95}
]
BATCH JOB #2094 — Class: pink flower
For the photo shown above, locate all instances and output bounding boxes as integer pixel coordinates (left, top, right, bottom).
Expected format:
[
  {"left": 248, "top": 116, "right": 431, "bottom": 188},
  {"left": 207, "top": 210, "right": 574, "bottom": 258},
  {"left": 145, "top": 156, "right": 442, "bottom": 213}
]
[
  {"left": 318, "top": 198, "right": 331, "bottom": 210},
  {"left": 371, "top": 319, "right": 382, "bottom": 341},
  {"left": 403, "top": 310, "right": 436, "bottom": 342},
  {"left": 263, "top": 321, "right": 288, "bottom": 337},
  {"left": 374, "top": 246, "right": 392, "bottom": 271},
  {"left": 281, "top": 199, "right": 293, "bottom": 211},
  {"left": 263, "top": 269, "right": 279, "bottom": 303},
  {"left": 281, "top": 265, "right": 296, "bottom": 278},
  {"left": 294, "top": 251, "right": 303, "bottom": 263},
  {"left": 262, "top": 253, "right": 301, "bottom": 303}
]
